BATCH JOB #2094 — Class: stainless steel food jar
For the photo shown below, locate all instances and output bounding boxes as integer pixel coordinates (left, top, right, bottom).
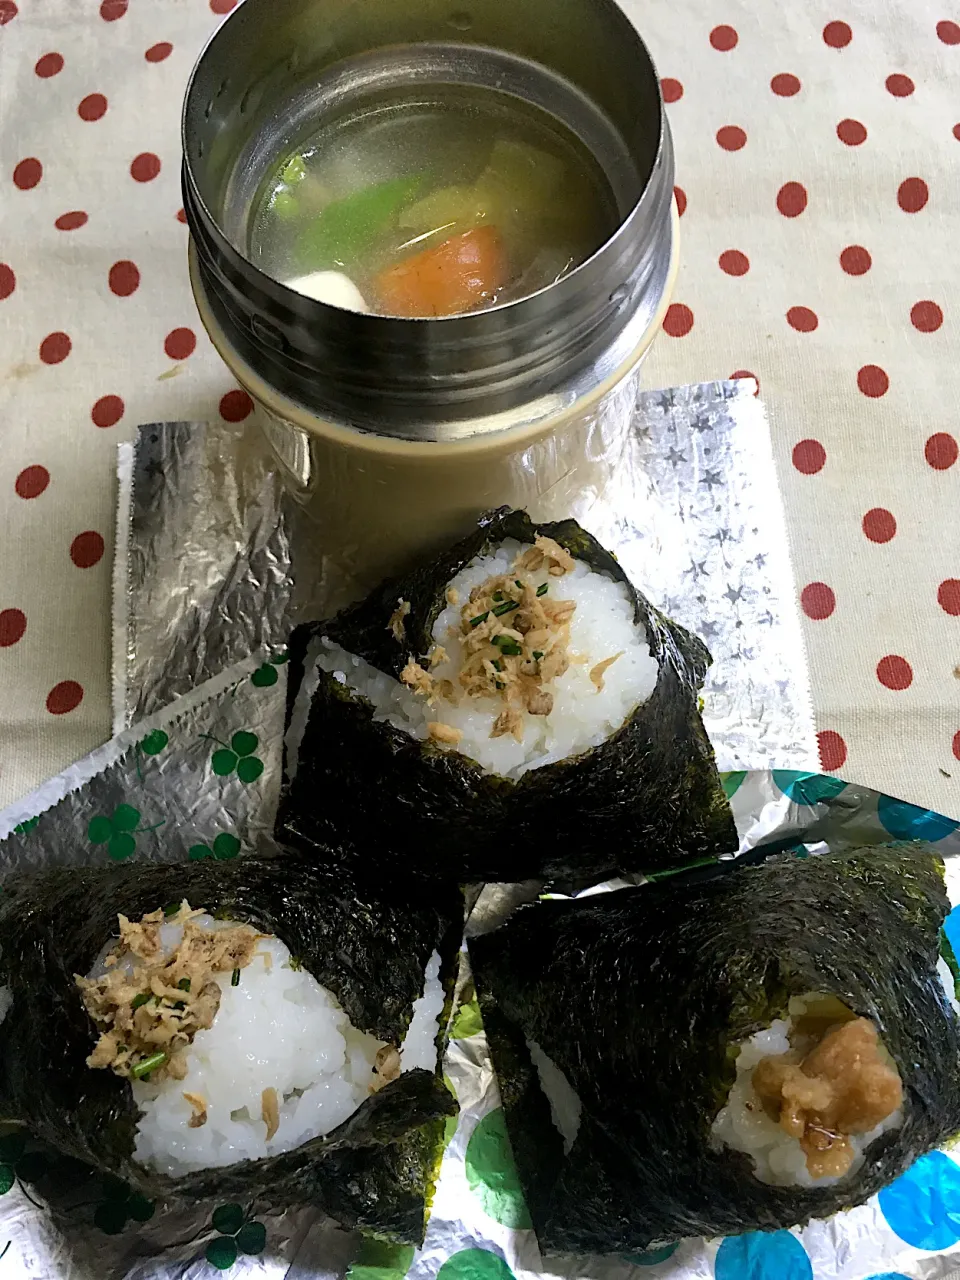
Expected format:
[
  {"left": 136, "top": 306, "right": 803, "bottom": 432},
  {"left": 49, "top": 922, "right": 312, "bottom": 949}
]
[{"left": 182, "top": 0, "right": 677, "bottom": 587}]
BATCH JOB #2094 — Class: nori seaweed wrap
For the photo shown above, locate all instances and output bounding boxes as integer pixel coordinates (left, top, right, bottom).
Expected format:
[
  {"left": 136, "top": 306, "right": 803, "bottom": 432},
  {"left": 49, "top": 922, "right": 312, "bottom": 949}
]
[
  {"left": 468, "top": 844, "right": 960, "bottom": 1251},
  {"left": 278, "top": 507, "right": 735, "bottom": 886},
  {"left": 0, "top": 852, "right": 462, "bottom": 1244}
]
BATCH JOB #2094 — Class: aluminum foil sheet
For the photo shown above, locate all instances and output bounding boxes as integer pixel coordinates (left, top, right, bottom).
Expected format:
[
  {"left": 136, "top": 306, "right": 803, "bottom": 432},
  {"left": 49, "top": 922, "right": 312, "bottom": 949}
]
[
  {"left": 2, "top": 683, "right": 960, "bottom": 1279},
  {"left": 112, "top": 379, "right": 818, "bottom": 772},
  {"left": 7, "top": 376, "right": 952, "bottom": 1279}
]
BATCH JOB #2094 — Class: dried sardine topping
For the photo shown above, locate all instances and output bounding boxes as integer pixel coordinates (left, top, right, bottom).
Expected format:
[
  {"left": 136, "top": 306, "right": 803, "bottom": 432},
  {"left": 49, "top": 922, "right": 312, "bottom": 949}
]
[
  {"left": 401, "top": 658, "right": 434, "bottom": 697},
  {"left": 76, "top": 902, "right": 262, "bottom": 1085},
  {"left": 590, "top": 652, "right": 623, "bottom": 692},
  {"left": 752, "top": 1016, "right": 903, "bottom": 1179},
  {"left": 399, "top": 539, "right": 621, "bottom": 748},
  {"left": 387, "top": 599, "right": 411, "bottom": 643},
  {"left": 261, "top": 1086, "right": 280, "bottom": 1141},
  {"left": 183, "top": 1091, "right": 208, "bottom": 1128},
  {"left": 428, "top": 721, "right": 463, "bottom": 745},
  {"left": 371, "top": 1044, "right": 402, "bottom": 1092}
]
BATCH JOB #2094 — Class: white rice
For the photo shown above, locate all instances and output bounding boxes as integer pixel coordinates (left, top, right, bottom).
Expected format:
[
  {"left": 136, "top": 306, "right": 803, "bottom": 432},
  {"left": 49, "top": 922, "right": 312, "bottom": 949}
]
[
  {"left": 527, "top": 1038, "right": 581, "bottom": 1154},
  {"left": 317, "top": 539, "right": 659, "bottom": 779},
  {"left": 89, "top": 918, "right": 443, "bottom": 1177},
  {"left": 711, "top": 1004, "right": 903, "bottom": 1188}
]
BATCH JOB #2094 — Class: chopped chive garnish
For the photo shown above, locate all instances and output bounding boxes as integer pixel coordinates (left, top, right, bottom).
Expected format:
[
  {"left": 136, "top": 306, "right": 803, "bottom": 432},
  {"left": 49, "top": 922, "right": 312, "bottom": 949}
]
[
  {"left": 492, "top": 591, "right": 503, "bottom": 602},
  {"left": 492, "top": 658, "right": 503, "bottom": 672},
  {"left": 162, "top": 902, "right": 180, "bottom": 917},
  {"left": 131, "top": 992, "right": 150, "bottom": 1011},
  {"left": 492, "top": 600, "right": 519, "bottom": 617},
  {"left": 231, "top": 968, "right": 241, "bottom": 987},
  {"left": 532, "top": 650, "right": 544, "bottom": 660},
  {"left": 536, "top": 583, "right": 548, "bottom": 597},
  {"left": 515, "top": 580, "right": 523, "bottom": 590},
  {"left": 469, "top": 611, "right": 489, "bottom": 628},
  {"left": 131, "top": 1051, "right": 167, "bottom": 1080},
  {"left": 492, "top": 637, "right": 522, "bottom": 656},
  {"left": 173, "top": 1001, "right": 185, "bottom": 1011},
  {"left": 177, "top": 978, "right": 191, "bottom": 992}
]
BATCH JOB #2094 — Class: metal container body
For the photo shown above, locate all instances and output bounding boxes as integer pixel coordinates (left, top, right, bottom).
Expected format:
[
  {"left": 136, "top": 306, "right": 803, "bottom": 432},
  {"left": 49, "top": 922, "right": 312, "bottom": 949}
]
[
  {"left": 183, "top": 0, "right": 675, "bottom": 438},
  {"left": 190, "top": 215, "right": 678, "bottom": 591},
  {"left": 183, "top": 0, "right": 677, "bottom": 583}
]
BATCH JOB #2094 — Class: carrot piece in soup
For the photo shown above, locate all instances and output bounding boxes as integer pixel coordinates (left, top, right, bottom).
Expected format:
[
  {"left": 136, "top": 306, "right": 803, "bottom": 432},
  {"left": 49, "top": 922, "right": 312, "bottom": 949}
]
[{"left": 374, "top": 226, "right": 507, "bottom": 317}]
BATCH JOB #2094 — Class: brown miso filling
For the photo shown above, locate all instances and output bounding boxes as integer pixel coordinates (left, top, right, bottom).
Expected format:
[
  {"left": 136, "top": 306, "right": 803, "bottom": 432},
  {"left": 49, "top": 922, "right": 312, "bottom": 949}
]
[
  {"left": 751, "top": 997, "right": 903, "bottom": 1179},
  {"left": 399, "top": 536, "right": 622, "bottom": 746}
]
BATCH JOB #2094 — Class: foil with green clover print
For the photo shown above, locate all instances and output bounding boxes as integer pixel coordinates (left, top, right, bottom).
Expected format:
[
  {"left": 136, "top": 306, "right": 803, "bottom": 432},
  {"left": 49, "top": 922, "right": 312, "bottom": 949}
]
[{"left": 1, "top": 381, "right": 954, "bottom": 1278}]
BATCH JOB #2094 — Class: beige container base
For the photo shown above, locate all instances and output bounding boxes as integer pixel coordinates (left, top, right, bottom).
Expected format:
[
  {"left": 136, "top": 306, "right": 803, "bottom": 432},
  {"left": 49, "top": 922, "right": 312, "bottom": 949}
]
[{"left": 190, "top": 203, "right": 679, "bottom": 592}]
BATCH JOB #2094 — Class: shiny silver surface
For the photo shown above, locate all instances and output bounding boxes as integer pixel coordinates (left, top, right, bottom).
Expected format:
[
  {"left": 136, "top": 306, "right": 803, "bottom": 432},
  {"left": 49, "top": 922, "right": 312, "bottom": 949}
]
[{"left": 182, "top": 0, "right": 675, "bottom": 438}]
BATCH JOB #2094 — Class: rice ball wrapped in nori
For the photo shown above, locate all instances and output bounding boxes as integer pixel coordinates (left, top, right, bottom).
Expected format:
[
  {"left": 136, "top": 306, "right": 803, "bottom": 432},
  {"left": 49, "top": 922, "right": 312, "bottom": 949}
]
[
  {"left": 468, "top": 844, "right": 960, "bottom": 1252},
  {"left": 278, "top": 507, "right": 735, "bottom": 886},
  {"left": 0, "top": 852, "right": 462, "bottom": 1244}
]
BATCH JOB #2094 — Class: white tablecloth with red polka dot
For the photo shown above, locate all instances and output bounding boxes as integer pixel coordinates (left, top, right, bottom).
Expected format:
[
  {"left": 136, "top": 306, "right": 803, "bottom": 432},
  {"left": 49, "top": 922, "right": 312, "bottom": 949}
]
[{"left": 1, "top": 0, "right": 959, "bottom": 821}]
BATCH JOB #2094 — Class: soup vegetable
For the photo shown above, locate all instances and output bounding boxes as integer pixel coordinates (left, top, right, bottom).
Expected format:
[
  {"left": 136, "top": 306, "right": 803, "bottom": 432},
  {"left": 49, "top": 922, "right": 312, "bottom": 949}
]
[{"left": 249, "top": 87, "right": 619, "bottom": 317}]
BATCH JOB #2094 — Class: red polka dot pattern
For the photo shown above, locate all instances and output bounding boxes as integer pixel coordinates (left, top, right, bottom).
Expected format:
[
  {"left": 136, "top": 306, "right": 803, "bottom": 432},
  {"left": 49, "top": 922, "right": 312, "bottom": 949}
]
[
  {"left": 35, "top": 52, "right": 64, "bottom": 77},
  {"left": 661, "top": 78, "right": 683, "bottom": 103},
  {"left": 823, "top": 21, "right": 853, "bottom": 48},
  {"left": 108, "top": 260, "right": 140, "bottom": 297},
  {"left": 15, "top": 466, "right": 49, "bottom": 499},
  {"left": 898, "top": 177, "right": 929, "bottom": 212},
  {"left": 730, "top": 369, "right": 760, "bottom": 393},
  {"left": 2, "top": 2, "right": 959, "bottom": 820},
  {"left": 55, "top": 211, "right": 88, "bottom": 231},
  {"left": 837, "top": 118, "right": 867, "bottom": 146},
  {"left": 39, "top": 332, "right": 71, "bottom": 365},
  {"left": 0, "top": 610, "right": 26, "bottom": 648},
  {"left": 877, "top": 655, "right": 913, "bottom": 690},
  {"left": 954, "top": 732, "right": 960, "bottom": 762},
  {"left": 840, "top": 245, "right": 871, "bottom": 275},
  {"left": 787, "top": 306, "right": 818, "bottom": 332},
  {"left": 857, "top": 364, "right": 889, "bottom": 397},
  {"left": 792, "top": 439, "right": 826, "bottom": 474},
  {"left": 818, "top": 730, "right": 847, "bottom": 771},
  {"left": 777, "top": 182, "right": 808, "bottom": 216},
  {"left": 862, "top": 508, "right": 897, "bottom": 543},
  {"left": 130, "top": 153, "right": 161, "bottom": 183},
  {"left": 926, "top": 433, "right": 959, "bottom": 470},
  {"left": 13, "top": 158, "right": 42, "bottom": 190},
  {"left": 886, "top": 74, "right": 915, "bottom": 97},
  {"left": 46, "top": 681, "right": 84, "bottom": 715},
  {"left": 91, "top": 395, "right": 125, "bottom": 428},
  {"left": 716, "top": 126, "right": 747, "bottom": 151},
  {"left": 710, "top": 24, "right": 738, "bottom": 51},
  {"left": 219, "top": 389, "right": 254, "bottom": 422},
  {"left": 911, "top": 300, "right": 943, "bottom": 332},
  {"left": 78, "top": 94, "right": 108, "bottom": 122},
  {"left": 719, "top": 250, "right": 749, "bottom": 276},
  {"left": 164, "top": 327, "right": 197, "bottom": 360},
  {"left": 662, "top": 303, "right": 694, "bottom": 337},
  {"left": 801, "top": 582, "right": 835, "bottom": 619},
  {"left": 70, "top": 532, "right": 105, "bottom": 569}
]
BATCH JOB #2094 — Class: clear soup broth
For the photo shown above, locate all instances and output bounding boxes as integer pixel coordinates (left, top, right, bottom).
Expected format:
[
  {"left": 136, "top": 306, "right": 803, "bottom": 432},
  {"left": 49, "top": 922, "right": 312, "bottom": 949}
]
[{"left": 249, "top": 85, "right": 620, "bottom": 318}]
